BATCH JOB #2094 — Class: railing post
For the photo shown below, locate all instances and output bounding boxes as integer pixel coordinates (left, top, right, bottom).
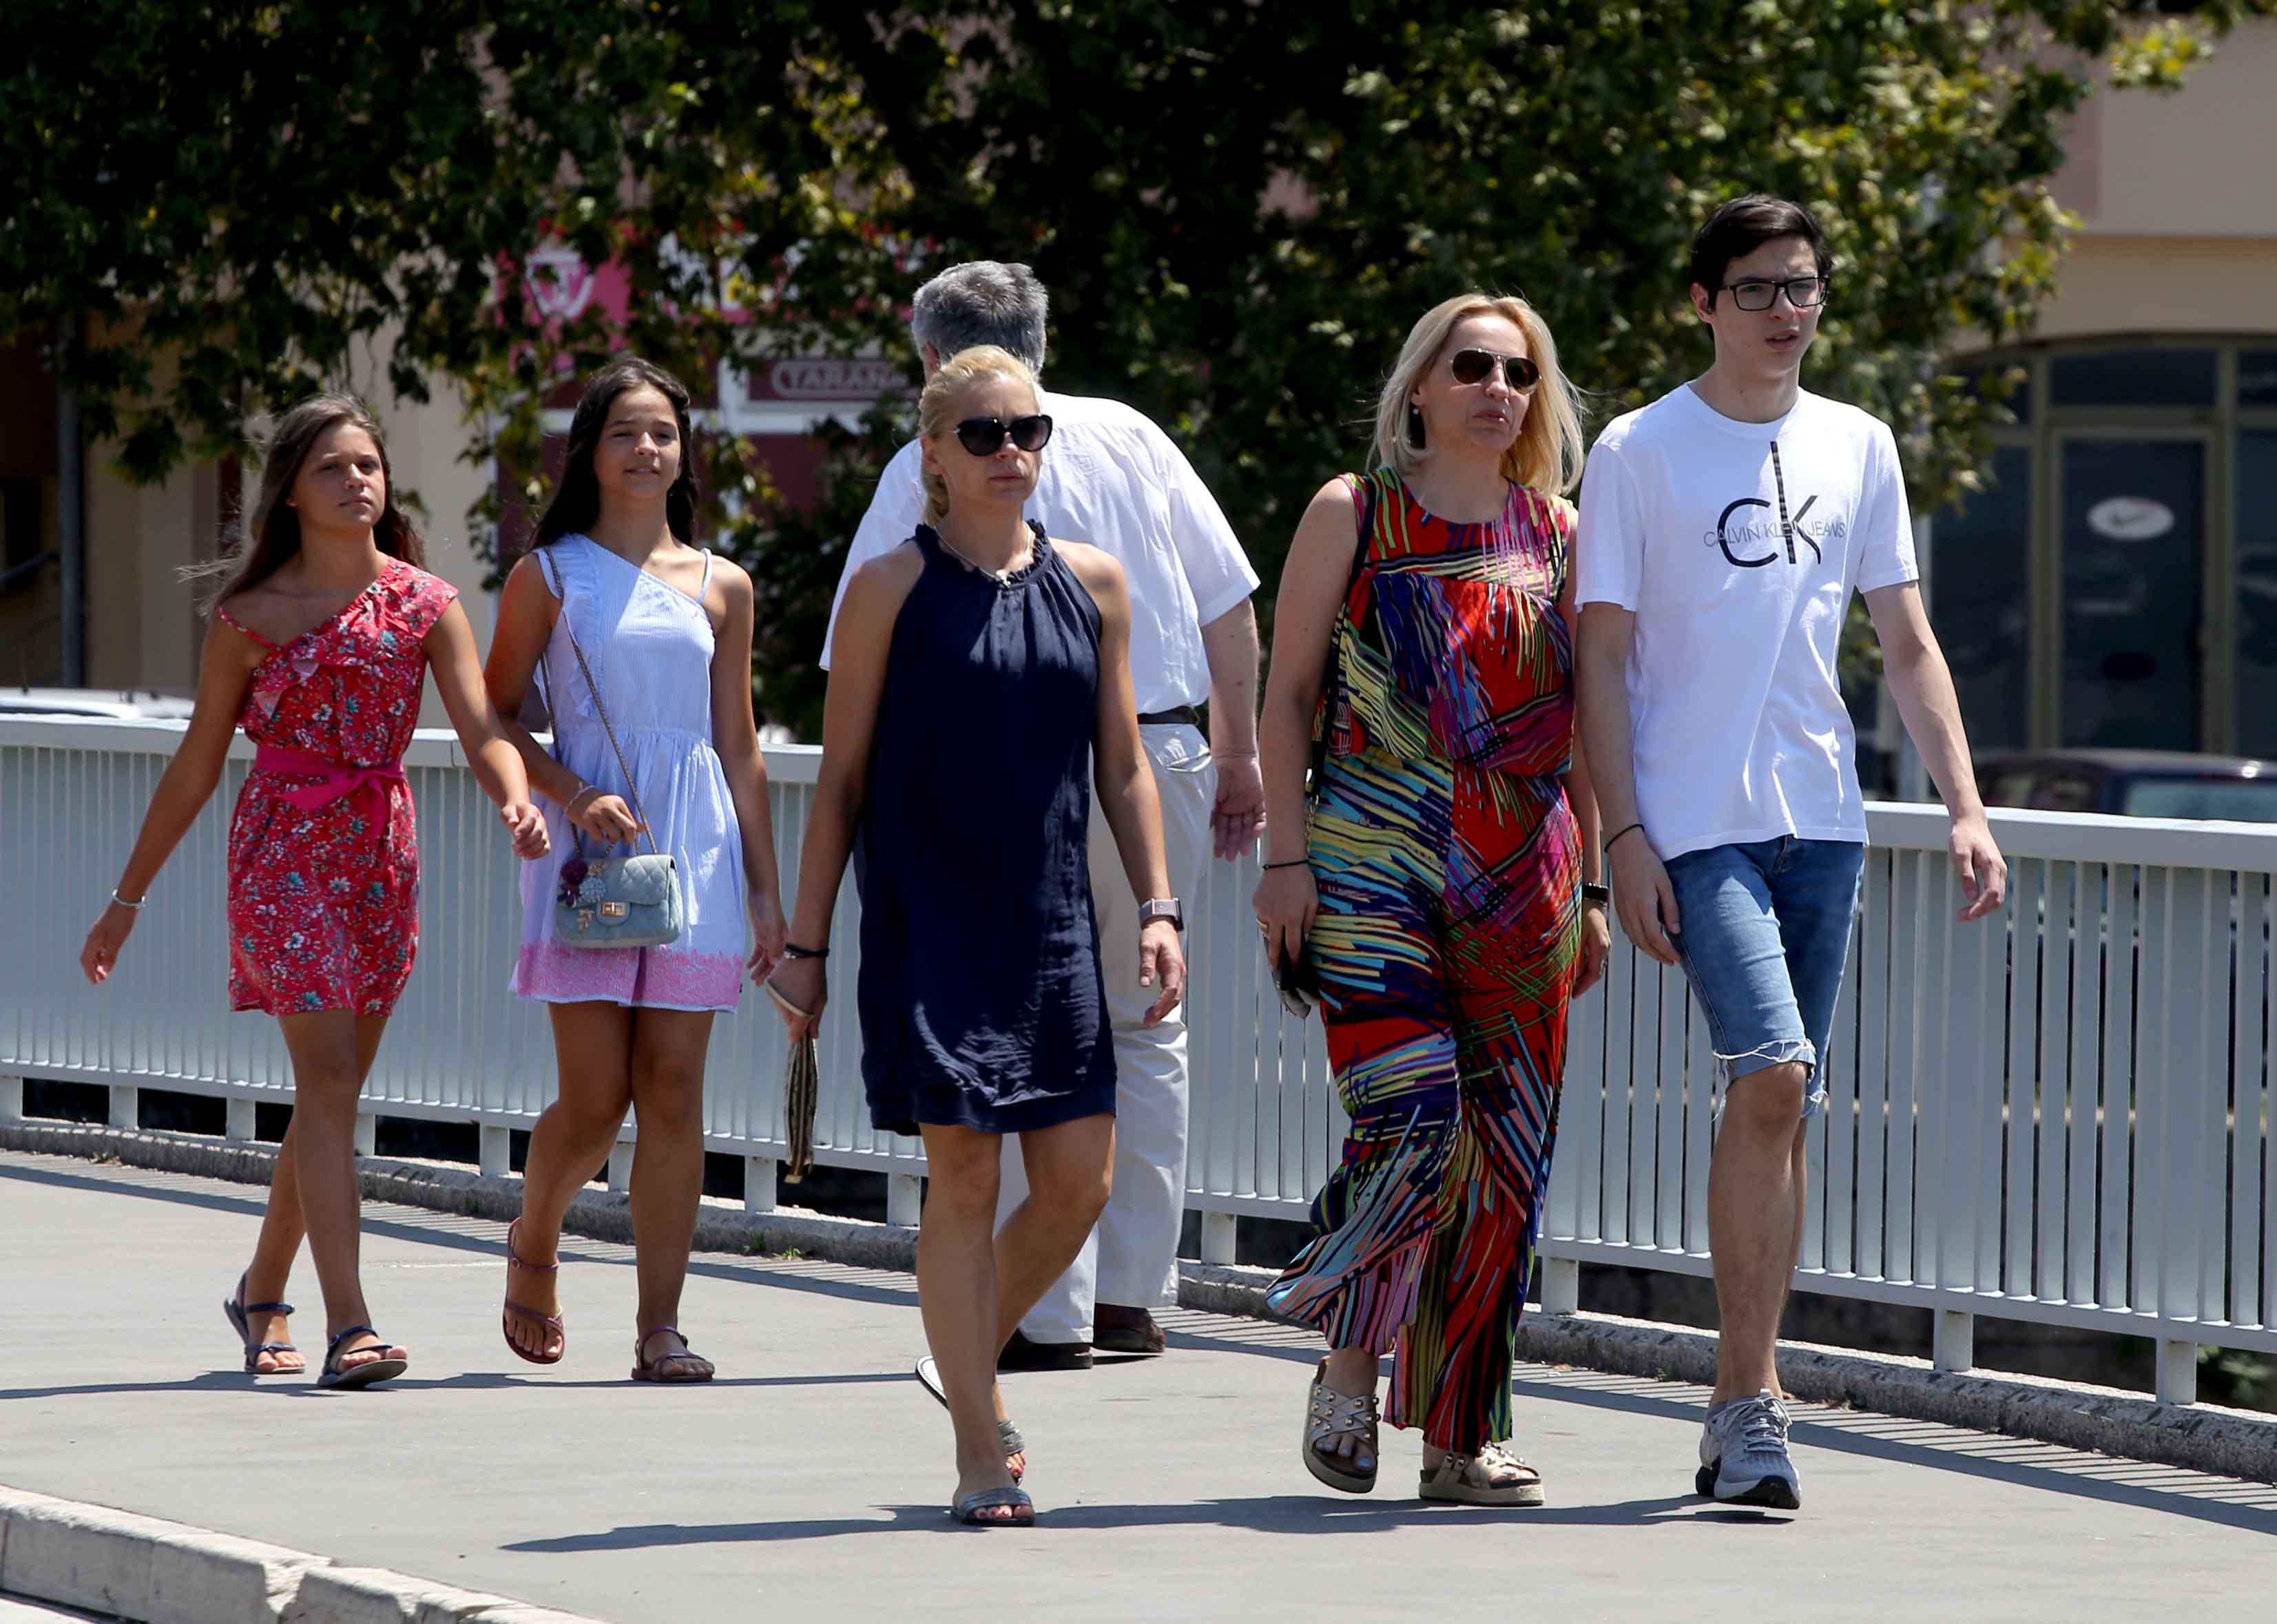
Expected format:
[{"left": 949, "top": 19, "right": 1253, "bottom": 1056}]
[
  {"left": 745, "top": 1155, "right": 778, "bottom": 1214},
  {"left": 886, "top": 1173, "right": 923, "bottom": 1227},
  {"left": 0, "top": 1076, "right": 22, "bottom": 1125},
  {"left": 1200, "top": 1211, "right": 1238, "bottom": 1266},
  {"left": 353, "top": 1112, "right": 377, "bottom": 1158},
  {"left": 1541, "top": 1256, "right": 1581, "bottom": 1316},
  {"left": 107, "top": 1083, "right": 138, "bottom": 1131},
  {"left": 479, "top": 1125, "right": 512, "bottom": 1178},
  {"left": 1933, "top": 1309, "right": 1975, "bottom": 1373},
  {"left": 225, "top": 1098, "right": 256, "bottom": 1141},
  {"left": 2156, "top": 1339, "right": 2198, "bottom": 1406},
  {"left": 608, "top": 1141, "right": 635, "bottom": 1193}
]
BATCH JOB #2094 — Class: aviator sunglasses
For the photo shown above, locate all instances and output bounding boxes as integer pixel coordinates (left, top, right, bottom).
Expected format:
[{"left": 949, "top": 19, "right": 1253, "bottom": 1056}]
[
  {"left": 1448, "top": 348, "right": 1541, "bottom": 391},
  {"left": 953, "top": 413, "right": 1055, "bottom": 456}
]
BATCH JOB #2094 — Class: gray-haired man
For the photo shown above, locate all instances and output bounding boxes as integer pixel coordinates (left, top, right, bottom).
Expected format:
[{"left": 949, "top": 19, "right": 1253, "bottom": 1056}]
[{"left": 821, "top": 261, "right": 1263, "bottom": 1366}]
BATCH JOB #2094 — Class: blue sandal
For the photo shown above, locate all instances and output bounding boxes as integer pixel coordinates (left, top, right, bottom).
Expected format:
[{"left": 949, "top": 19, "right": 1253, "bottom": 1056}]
[
  {"left": 951, "top": 1484, "right": 1034, "bottom": 1527},
  {"left": 318, "top": 1324, "right": 408, "bottom": 1391},
  {"left": 222, "top": 1272, "right": 300, "bottom": 1375}
]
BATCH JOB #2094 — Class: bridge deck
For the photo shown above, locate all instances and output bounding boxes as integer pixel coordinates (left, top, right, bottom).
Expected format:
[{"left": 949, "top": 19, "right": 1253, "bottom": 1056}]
[{"left": 2, "top": 1150, "right": 2270, "bottom": 1621}]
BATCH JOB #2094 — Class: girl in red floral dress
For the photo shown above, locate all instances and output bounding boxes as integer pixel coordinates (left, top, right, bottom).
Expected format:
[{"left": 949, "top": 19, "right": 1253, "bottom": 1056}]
[{"left": 79, "top": 394, "right": 549, "bottom": 1390}]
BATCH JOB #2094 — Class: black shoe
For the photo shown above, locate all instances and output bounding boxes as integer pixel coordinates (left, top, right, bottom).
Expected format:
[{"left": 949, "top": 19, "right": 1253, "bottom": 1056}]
[
  {"left": 1092, "top": 1304, "right": 1166, "bottom": 1356},
  {"left": 997, "top": 1329, "right": 1093, "bottom": 1372}
]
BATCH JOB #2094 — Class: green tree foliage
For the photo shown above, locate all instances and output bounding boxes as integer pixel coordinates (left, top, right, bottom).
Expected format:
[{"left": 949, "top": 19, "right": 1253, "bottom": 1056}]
[{"left": 3, "top": 1, "right": 2263, "bottom": 733}]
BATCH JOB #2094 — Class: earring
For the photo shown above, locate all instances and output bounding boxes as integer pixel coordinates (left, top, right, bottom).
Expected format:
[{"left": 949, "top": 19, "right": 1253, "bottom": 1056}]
[{"left": 1406, "top": 404, "right": 1426, "bottom": 448}]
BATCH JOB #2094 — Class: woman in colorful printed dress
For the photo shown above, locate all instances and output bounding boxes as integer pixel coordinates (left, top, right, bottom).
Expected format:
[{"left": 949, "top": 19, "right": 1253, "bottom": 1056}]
[
  {"left": 486, "top": 358, "right": 787, "bottom": 1382},
  {"left": 1252, "top": 295, "right": 1613, "bottom": 1504},
  {"left": 79, "top": 394, "right": 550, "bottom": 1390}
]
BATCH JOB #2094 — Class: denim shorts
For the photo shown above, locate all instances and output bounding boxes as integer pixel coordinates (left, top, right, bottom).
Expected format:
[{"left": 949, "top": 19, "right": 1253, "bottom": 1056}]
[{"left": 1662, "top": 837, "right": 1866, "bottom": 1119}]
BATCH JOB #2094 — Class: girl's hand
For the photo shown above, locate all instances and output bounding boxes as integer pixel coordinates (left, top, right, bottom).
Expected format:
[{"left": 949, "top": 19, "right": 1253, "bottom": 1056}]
[
  {"left": 1252, "top": 862, "right": 1319, "bottom": 983},
  {"left": 500, "top": 800, "right": 550, "bottom": 860},
  {"left": 767, "top": 955, "right": 826, "bottom": 1039},
  {"left": 81, "top": 901, "right": 138, "bottom": 985},
  {"left": 565, "top": 787, "right": 643, "bottom": 848},
  {"left": 1574, "top": 900, "right": 1614, "bottom": 997},
  {"left": 747, "top": 892, "right": 789, "bottom": 981},
  {"left": 1138, "top": 919, "right": 1186, "bottom": 1025}
]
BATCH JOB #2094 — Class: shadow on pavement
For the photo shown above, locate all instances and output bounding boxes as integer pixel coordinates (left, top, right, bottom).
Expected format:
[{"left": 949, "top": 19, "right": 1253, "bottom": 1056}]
[{"left": 501, "top": 1491, "right": 1755, "bottom": 1550}]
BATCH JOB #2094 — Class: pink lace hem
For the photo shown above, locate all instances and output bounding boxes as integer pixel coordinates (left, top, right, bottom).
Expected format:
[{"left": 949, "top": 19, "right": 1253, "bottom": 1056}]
[{"left": 513, "top": 942, "right": 744, "bottom": 1011}]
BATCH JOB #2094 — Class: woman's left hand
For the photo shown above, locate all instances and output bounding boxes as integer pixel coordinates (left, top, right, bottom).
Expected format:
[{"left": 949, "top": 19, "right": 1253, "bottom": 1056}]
[
  {"left": 1574, "top": 900, "right": 1614, "bottom": 997},
  {"left": 1138, "top": 919, "right": 1187, "bottom": 1025},
  {"left": 500, "top": 800, "right": 550, "bottom": 860},
  {"left": 747, "top": 891, "right": 789, "bottom": 981}
]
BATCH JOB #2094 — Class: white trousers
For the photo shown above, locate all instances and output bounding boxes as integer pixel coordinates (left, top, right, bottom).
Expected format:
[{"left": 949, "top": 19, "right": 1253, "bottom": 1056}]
[{"left": 995, "top": 722, "right": 1216, "bottom": 1342}]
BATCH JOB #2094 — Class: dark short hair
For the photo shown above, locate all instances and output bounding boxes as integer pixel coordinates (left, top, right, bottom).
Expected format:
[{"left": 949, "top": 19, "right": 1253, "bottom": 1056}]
[{"left": 1688, "top": 194, "right": 1833, "bottom": 306}]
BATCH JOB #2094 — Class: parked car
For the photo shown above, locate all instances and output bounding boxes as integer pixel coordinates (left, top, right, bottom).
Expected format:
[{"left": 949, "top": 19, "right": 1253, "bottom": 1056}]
[
  {"left": 0, "top": 687, "right": 198, "bottom": 720},
  {"left": 1977, "top": 749, "right": 2277, "bottom": 823}
]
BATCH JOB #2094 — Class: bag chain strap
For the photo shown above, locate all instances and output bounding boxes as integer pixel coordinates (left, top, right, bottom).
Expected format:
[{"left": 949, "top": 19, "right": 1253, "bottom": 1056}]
[{"left": 536, "top": 548, "right": 662, "bottom": 862}]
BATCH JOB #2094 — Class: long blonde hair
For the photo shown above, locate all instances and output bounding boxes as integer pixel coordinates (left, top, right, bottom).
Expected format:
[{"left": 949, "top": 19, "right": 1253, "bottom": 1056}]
[
  {"left": 1369, "top": 293, "right": 1585, "bottom": 496},
  {"left": 917, "top": 346, "right": 1042, "bottom": 528}
]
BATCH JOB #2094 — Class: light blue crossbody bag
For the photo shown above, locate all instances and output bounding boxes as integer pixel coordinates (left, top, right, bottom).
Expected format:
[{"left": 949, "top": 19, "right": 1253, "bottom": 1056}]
[{"left": 537, "top": 550, "right": 685, "bottom": 950}]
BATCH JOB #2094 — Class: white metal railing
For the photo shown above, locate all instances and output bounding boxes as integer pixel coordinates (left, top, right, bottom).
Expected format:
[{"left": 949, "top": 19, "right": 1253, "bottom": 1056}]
[{"left": 3, "top": 716, "right": 2271, "bottom": 1402}]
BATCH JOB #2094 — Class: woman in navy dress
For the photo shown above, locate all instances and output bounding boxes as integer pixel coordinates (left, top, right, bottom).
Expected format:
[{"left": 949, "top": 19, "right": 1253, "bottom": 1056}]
[{"left": 771, "top": 346, "right": 1185, "bottom": 1526}]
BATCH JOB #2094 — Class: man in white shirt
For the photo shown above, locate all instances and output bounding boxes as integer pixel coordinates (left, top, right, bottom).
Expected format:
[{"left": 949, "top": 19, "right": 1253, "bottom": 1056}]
[
  {"left": 822, "top": 261, "right": 1264, "bottom": 1368},
  {"left": 1574, "top": 196, "right": 2007, "bottom": 1510}
]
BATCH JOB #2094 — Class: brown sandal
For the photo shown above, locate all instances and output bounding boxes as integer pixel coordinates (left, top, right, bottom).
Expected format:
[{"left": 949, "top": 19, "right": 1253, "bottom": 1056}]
[
  {"left": 1420, "top": 1443, "right": 1545, "bottom": 1507},
  {"left": 501, "top": 1219, "right": 565, "bottom": 1366},
  {"left": 632, "top": 1326, "right": 715, "bottom": 1383}
]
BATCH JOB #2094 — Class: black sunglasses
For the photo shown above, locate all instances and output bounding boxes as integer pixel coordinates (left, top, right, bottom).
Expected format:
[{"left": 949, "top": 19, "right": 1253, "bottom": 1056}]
[
  {"left": 1448, "top": 348, "right": 1541, "bottom": 391},
  {"left": 953, "top": 414, "right": 1054, "bottom": 457}
]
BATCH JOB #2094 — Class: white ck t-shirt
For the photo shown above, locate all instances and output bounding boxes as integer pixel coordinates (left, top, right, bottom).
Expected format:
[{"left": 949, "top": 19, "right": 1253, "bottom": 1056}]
[
  {"left": 1572, "top": 384, "right": 1917, "bottom": 860},
  {"left": 820, "top": 388, "right": 1260, "bottom": 714}
]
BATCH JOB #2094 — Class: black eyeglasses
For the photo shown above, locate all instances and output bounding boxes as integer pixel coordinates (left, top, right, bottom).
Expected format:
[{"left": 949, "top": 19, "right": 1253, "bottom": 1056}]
[
  {"left": 1448, "top": 348, "right": 1541, "bottom": 391},
  {"left": 953, "top": 414, "right": 1054, "bottom": 456},
  {"left": 1720, "top": 276, "right": 1831, "bottom": 312}
]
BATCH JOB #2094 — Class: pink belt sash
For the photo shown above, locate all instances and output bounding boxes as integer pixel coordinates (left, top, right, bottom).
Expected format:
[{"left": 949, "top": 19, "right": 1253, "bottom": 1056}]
[{"left": 253, "top": 744, "right": 407, "bottom": 813}]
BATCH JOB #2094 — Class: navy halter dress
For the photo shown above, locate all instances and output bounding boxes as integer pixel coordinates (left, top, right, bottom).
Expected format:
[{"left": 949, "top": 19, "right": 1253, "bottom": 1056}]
[{"left": 858, "top": 521, "right": 1118, "bottom": 1137}]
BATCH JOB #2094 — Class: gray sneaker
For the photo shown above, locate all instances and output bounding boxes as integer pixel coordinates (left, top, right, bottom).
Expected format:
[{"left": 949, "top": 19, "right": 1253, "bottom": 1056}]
[{"left": 1696, "top": 1390, "right": 1802, "bottom": 1510}]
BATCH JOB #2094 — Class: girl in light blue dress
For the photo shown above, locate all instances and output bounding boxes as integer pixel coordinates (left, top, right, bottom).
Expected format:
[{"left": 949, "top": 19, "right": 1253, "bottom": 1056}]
[{"left": 484, "top": 357, "right": 787, "bottom": 1381}]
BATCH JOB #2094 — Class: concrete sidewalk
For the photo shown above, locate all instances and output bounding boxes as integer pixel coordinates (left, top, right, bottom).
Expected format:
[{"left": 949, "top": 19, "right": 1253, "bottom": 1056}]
[{"left": 3, "top": 1149, "right": 2273, "bottom": 1623}]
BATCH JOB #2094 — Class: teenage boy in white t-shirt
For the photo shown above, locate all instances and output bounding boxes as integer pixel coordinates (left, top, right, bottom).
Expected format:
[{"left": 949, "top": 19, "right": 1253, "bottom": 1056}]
[{"left": 1574, "top": 195, "right": 2007, "bottom": 1511}]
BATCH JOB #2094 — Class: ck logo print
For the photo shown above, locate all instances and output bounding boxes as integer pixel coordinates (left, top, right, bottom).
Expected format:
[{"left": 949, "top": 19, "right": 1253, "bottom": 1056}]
[{"left": 1705, "top": 442, "right": 1848, "bottom": 569}]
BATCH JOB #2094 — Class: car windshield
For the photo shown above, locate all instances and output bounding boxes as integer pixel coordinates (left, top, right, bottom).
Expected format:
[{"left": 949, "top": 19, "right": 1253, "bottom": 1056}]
[{"left": 2121, "top": 777, "right": 2277, "bottom": 824}]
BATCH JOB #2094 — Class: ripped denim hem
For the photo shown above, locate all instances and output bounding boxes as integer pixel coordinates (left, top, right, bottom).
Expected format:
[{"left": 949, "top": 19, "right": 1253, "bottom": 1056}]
[{"left": 1711, "top": 1039, "right": 1823, "bottom": 1125}]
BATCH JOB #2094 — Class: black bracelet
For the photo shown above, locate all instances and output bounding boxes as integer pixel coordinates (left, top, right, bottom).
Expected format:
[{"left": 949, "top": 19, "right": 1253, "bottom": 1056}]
[
  {"left": 781, "top": 942, "right": 829, "bottom": 961},
  {"left": 1260, "top": 857, "right": 1310, "bottom": 871},
  {"left": 1581, "top": 882, "right": 1610, "bottom": 904},
  {"left": 1605, "top": 822, "right": 1646, "bottom": 852}
]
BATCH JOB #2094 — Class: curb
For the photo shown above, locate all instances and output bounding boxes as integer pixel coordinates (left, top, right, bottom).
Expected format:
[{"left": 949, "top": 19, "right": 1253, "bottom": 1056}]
[
  {"left": 0, "top": 1484, "right": 604, "bottom": 1624},
  {"left": 6, "top": 1119, "right": 2275, "bottom": 1488}
]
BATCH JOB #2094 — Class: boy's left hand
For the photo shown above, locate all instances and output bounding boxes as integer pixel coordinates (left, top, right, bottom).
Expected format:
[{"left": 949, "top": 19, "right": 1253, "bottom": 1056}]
[{"left": 501, "top": 800, "right": 550, "bottom": 860}]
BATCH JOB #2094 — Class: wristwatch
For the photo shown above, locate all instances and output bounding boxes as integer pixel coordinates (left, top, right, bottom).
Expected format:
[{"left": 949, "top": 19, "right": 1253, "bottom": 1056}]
[{"left": 1138, "top": 897, "right": 1184, "bottom": 933}]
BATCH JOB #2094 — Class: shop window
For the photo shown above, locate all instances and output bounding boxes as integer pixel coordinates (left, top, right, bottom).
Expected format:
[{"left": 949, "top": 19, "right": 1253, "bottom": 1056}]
[
  {"left": 2049, "top": 347, "right": 2216, "bottom": 409},
  {"left": 2241, "top": 351, "right": 2277, "bottom": 409},
  {"left": 1933, "top": 446, "right": 2031, "bottom": 750},
  {"left": 2060, "top": 437, "right": 2205, "bottom": 751},
  {"left": 2239, "top": 429, "right": 2277, "bottom": 760}
]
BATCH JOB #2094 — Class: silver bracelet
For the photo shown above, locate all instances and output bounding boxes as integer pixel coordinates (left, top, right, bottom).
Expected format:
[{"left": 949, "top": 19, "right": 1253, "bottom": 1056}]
[{"left": 110, "top": 889, "right": 147, "bottom": 910}]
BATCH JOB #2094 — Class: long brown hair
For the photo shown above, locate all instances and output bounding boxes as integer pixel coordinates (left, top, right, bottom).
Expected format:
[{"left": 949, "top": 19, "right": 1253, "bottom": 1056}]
[
  {"left": 190, "top": 393, "right": 424, "bottom": 611},
  {"left": 532, "top": 357, "right": 700, "bottom": 548}
]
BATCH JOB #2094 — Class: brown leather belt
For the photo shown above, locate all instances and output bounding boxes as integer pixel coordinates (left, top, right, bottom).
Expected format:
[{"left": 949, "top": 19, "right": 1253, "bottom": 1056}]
[{"left": 1137, "top": 706, "right": 1202, "bottom": 727}]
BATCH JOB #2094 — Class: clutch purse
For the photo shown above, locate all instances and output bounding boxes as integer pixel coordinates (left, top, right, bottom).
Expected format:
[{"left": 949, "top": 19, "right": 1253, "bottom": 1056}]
[
  {"left": 537, "top": 548, "right": 687, "bottom": 952},
  {"left": 764, "top": 980, "right": 820, "bottom": 1181},
  {"left": 1274, "top": 939, "right": 1322, "bottom": 1020}
]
